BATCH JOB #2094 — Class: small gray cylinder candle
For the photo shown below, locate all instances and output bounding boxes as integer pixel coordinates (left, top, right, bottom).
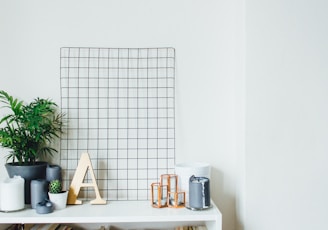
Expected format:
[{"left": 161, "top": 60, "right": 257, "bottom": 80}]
[
  {"left": 46, "top": 165, "right": 62, "bottom": 182},
  {"left": 31, "top": 179, "right": 48, "bottom": 209},
  {"left": 189, "top": 175, "right": 211, "bottom": 209}
]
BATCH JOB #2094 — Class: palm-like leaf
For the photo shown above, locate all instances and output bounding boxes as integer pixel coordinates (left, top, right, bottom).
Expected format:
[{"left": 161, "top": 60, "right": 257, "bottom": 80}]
[{"left": 0, "top": 90, "right": 64, "bottom": 165}]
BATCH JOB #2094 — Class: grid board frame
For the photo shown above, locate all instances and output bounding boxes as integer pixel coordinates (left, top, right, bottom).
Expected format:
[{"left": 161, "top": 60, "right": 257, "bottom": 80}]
[{"left": 60, "top": 47, "right": 176, "bottom": 201}]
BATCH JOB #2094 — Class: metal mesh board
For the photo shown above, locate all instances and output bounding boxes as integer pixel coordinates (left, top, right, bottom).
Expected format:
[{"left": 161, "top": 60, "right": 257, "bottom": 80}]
[{"left": 60, "top": 47, "right": 175, "bottom": 201}]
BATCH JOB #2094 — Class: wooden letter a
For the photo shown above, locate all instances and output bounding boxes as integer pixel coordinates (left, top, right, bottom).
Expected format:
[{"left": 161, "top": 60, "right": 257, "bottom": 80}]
[{"left": 67, "top": 153, "right": 106, "bottom": 205}]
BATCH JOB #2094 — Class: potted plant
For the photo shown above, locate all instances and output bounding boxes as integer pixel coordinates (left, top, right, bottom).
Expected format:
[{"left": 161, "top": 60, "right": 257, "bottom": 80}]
[
  {"left": 48, "top": 179, "right": 68, "bottom": 210},
  {"left": 0, "top": 90, "right": 64, "bottom": 203}
]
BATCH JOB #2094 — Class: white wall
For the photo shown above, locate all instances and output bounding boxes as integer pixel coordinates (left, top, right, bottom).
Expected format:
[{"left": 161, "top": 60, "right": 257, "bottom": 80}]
[
  {"left": 0, "top": 1, "right": 244, "bottom": 230},
  {"left": 245, "top": 0, "right": 328, "bottom": 229}
]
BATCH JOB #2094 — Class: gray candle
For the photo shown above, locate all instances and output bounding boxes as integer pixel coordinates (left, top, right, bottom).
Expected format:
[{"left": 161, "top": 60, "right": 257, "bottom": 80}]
[
  {"left": 189, "top": 175, "right": 210, "bottom": 209},
  {"left": 31, "top": 179, "right": 48, "bottom": 209},
  {"left": 46, "top": 164, "right": 62, "bottom": 182}
]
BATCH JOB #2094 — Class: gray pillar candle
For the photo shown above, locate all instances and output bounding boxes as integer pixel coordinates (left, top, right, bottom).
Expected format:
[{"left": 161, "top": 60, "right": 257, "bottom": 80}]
[
  {"left": 46, "top": 165, "right": 62, "bottom": 182},
  {"left": 31, "top": 179, "right": 48, "bottom": 209},
  {"left": 189, "top": 175, "right": 211, "bottom": 209}
]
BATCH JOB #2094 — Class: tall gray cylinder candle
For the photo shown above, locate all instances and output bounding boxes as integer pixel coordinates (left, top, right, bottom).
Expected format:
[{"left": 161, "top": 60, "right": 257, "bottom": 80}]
[
  {"left": 31, "top": 179, "right": 48, "bottom": 209},
  {"left": 46, "top": 165, "right": 62, "bottom": 182},
  {"left": 189, "top": 175, "right": 211, "bottom": 209}
]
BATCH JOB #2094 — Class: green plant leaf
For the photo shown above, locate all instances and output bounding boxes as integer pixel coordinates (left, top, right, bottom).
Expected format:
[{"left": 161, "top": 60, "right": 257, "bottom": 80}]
[{"left": 0, "top": 90, "right": 65, "bottom": 165}]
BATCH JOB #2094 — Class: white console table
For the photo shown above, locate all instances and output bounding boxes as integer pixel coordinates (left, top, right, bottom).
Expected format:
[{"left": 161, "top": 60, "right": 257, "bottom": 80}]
[{"left": 0, "top": 201, "right": 222, "bottom": 230}]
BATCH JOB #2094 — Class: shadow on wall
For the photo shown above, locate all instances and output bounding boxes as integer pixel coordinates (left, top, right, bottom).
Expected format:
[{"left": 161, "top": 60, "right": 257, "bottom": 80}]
[{"left": 211, "top": 167, "right": 240, "bottom": 230}]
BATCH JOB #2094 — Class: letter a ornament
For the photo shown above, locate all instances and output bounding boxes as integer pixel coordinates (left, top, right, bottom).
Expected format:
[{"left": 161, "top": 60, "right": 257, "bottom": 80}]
[{"left": 67, "top": 153, "right": 106, "bottom": 205}]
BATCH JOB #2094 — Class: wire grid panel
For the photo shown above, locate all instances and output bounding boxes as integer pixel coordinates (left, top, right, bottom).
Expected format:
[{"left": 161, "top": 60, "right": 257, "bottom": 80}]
[{"left": 60, "top": 47, "right": 175, "bottom": 201}]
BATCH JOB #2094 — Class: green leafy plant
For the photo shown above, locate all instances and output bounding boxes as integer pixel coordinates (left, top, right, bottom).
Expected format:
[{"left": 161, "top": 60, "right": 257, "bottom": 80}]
[
  {"left": 49, "top": 179, "right": 62, "bottom": 193},
  {"left": 0, "top": 90, "right": 64, "bottom": 165}
]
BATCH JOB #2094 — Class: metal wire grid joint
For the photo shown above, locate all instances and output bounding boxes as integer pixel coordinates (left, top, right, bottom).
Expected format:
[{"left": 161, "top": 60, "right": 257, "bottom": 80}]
[{"left": 60, "top": 47, "right": 176, "bottom": 201}]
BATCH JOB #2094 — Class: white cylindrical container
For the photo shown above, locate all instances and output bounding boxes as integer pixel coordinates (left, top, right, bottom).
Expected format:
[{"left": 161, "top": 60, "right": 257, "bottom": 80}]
[
  {"left": 0, "top": 176, "right": 25, "bottom": 212},
  {"left": 175, "top": 162, "right": 211, "bottom": 204}
]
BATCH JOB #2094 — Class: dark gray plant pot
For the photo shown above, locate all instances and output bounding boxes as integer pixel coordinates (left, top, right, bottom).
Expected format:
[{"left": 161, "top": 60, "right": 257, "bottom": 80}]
[{"left": 5, "top": 162, "right": 48, "bottom": 204}]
